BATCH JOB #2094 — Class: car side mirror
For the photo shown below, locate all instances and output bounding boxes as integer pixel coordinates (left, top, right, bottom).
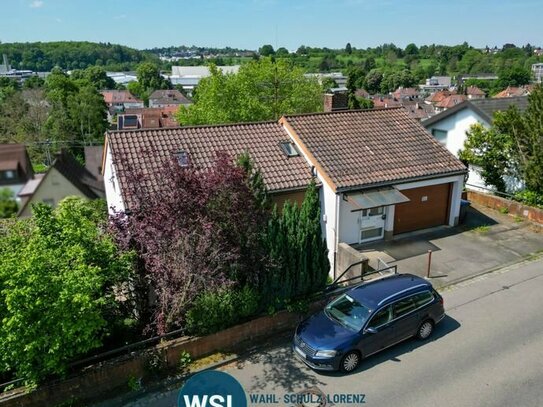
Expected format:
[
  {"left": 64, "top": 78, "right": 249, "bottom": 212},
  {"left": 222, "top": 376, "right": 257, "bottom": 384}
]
[{"left": 365, "top": 327, "right": 378, "bottom": 334}]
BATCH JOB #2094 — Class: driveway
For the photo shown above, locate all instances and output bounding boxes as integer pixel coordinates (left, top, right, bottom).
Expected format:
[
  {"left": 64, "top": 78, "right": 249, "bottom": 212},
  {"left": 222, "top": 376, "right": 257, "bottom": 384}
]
[{"left": 356, "top": 204, "right": 543, "bottom": 288}]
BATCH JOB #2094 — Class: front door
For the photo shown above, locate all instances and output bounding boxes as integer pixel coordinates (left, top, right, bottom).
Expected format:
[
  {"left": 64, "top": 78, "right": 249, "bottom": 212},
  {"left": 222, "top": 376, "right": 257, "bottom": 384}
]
[{"left": 359, "top": 206, "right": 385, "bottom": 243}]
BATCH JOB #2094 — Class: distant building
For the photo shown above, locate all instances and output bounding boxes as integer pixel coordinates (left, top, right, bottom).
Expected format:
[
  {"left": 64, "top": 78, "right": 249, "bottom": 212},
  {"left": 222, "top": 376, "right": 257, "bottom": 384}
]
[
  {"left": 167, "top": 66, "right": 241, "bottom": 94},
  {"left": 106, "top": 72, "right": 138, "bottom": 85},
  {"left": 148, "top": 90, "right": 192, "bottom": 108},
  {"left": 494, "top": 85, "right": 534, "bottom": 98},
  {"left": 17, "top": 151, "right": 104, "bottom": 217},
  {"left": 0, "top": 54, "right": 36, "bottom": 83},
  {"left": 305, "top": 72, "right": 348, "bottom": 88},
  {"left": 435, "top": 94, "right": 467, "bottom": 112},
  {"left": 466, "top": 86, "right": 486, "bottom": 99},
  {"left": 456, "top": 74, "right": 498, "bottom": 86},
  {"left": 101, "top": 90, "right": 144, "bottom": 115},
  {"left": 419, "top": 76, "right": 452, "bottom": 93},
  {"left": 532, "top": 63, "right": 543, "bottom": 83},
  {"left": 0, "top": 144, "right": 34, "bottom": 197}
]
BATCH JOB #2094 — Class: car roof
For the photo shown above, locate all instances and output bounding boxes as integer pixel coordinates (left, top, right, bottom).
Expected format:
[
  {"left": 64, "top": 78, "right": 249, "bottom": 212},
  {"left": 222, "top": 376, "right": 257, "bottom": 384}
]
[{"left": 347, "top": 274, "right": 432, "bottom": 309}]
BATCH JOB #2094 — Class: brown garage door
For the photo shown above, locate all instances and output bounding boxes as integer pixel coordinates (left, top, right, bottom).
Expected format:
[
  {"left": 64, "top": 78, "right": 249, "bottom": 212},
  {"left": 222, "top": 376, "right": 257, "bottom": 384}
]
[{"left": 394, "top": 183, "right": 451, "bottom": 235}]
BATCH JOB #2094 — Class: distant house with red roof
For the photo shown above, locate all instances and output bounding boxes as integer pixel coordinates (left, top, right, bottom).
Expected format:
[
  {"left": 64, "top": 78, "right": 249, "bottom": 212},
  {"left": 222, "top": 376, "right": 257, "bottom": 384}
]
[
  {"left": 435, "top": 94, "right": 467, "bottom": 112},
  {"left": 101, "top": 90, "right": 144, "bottom": 115},
  {"left": 466, "top": 86, "right": 485, "bottom": 99},
  {"left": 494, "top": 85, "right": 534, "bottom": 98}
]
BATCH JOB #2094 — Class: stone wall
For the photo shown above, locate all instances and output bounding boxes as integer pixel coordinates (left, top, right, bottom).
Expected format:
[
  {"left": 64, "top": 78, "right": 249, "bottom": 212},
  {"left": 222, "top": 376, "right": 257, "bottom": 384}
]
[
  {"left": 467, "top": 190, "right": 543, "bottom": 225},
  {"left": 0, "top": 303, "right": 325, "bottom": 407}
]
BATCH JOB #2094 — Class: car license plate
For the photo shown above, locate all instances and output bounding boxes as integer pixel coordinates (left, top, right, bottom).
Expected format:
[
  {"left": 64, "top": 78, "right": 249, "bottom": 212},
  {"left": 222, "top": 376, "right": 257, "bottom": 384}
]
[{"left": 294, "top": 346, "right": 306, "bottom": 359}]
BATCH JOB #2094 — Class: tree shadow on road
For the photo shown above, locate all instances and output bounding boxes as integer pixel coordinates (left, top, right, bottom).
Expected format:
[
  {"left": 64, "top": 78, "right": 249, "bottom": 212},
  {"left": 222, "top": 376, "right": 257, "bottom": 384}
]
[{"left": 232, "top": 334, "right": 326, "bottom": 393}]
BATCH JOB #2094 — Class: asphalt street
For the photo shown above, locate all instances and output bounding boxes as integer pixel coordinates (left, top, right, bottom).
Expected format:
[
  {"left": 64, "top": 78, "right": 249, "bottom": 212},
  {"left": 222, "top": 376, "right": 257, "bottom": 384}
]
[{"left": 118, "top": 257, "right": 543, "bottom": 407}]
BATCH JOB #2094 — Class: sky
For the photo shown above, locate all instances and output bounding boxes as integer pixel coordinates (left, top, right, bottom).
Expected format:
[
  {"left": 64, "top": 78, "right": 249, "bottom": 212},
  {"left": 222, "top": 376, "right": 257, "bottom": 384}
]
[{"left": 1, "top": 0, "right": 542, "bottom": 50}]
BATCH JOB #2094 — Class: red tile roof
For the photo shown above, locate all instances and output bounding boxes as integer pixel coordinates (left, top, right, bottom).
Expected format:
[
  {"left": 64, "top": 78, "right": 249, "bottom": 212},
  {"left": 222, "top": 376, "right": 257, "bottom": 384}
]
[
  {"left": 466, "top": 86, "right": 485, "bottom": 96},
  {"left": 494, "top": 85, "right": 533, "bottom": 98},
  {"left": 426, "top": 90, "right": 455, "bottom": 103},
  {"left": 281, "top": 108, "right": 466, "bottom": 191},
  {"left": 436, "top": 94, "right": 467, "bottom": 108},
  {"left": 101, "top": 90, "right": 141, "bottom": 105},
  {"left": 107, "top": 122, "right": 315, "bottom": 208}
]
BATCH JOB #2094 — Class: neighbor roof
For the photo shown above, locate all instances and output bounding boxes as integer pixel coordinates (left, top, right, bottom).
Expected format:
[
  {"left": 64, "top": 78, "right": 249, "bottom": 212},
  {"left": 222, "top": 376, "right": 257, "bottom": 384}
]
[
  {"left": 101, "top": 90, "right": 141, "bottom": 104},
  {"left": 107, "top": 122, "right": 315, "bottom": 209},
  {"left": 0, "top": 144, "right": 33, "bottom": 181},
  {"left": 422, "top": 96, "right": 529, "bottom": 127},
  {"left": 149, "top": 90, "right": 191, "bottom": 105},
  {"left": 281, "top": 108, "right": 466, "bottom": 192}
]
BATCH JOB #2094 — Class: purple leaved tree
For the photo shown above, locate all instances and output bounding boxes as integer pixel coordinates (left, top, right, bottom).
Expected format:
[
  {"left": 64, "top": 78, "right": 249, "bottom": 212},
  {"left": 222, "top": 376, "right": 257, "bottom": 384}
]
[{"left": 110, "top": 150, "right": 271, "bottom": 335}]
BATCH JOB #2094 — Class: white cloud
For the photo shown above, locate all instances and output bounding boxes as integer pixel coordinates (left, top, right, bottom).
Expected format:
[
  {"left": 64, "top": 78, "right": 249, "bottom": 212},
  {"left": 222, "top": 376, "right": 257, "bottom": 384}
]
[
  {"left": 30, "top": 0, "right": 44, "bottom": 8},
  {"left": 114, "top": 14, "right": 127, "bottom": 20}
]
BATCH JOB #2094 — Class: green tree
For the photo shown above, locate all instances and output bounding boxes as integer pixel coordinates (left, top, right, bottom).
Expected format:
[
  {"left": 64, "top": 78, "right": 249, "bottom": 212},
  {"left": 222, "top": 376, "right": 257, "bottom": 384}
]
[
  {"left": 259, "top": 44, "right": 275, "bottom": 57},
  {"left": 275, "top": 47, "right": 289, "bottom": 57},
  {"left": 365, "top": 69, "right": 383, "bottom": 94},
  {"left": 460, "top": 85, "right": 543, "bottom": 194},
  {"left": 345, "top": 42, "right": 353, "bottom": 55},
  {"left": 136, "top": 62, "right": 171, "bottom": 92},
  {"left": 0, "top": 188, "right": 18, "bottom": 218},
  {"left": 0, "top": 197, "right": 134, "bottom": 385},
  {"left": 405, "top": 43, "right": 419, "bottom": 56},
  {"left": 71, "top": 66, "right": 116, "bottom": 90},
  {"left": 177, "top": 58, "right": 322, "bottom": 125},
  {"left": 497, "top": 65, "right": 532, "bottom": 88}
]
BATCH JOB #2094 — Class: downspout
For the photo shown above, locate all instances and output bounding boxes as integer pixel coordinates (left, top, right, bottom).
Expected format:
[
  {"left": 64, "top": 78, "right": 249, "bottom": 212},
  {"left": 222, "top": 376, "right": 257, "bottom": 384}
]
[{"left": 334, "top": 193, "right": 341, "bottom": 280}]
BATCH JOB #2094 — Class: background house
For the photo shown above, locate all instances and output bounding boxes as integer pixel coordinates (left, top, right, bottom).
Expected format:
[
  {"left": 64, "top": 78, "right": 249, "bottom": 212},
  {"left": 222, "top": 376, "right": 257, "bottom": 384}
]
[
  {"left": 0, "top": 144, "right": 34, "bottom": 197},
  {"left": 422, "top": 97, "right": 529, "bottom": 191},
  {"left": 148, "top": 90, "right": 191, "bottom": 108},
  {"left": 101, "top": 90, "right": 144, "bottom": 116},
  {"left": 18, "top": 151, "right": 104, "bottom": 217}
]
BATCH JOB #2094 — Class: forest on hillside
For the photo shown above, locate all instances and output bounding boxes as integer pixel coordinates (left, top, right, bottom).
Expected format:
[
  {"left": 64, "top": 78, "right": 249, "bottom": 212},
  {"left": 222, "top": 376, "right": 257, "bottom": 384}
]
[{"left": 0, "top": 41, "right": 158, "bottom": 72}]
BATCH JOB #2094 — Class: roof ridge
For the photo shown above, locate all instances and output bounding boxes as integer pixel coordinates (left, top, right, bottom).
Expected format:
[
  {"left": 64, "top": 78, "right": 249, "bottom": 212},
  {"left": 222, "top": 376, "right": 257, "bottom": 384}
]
[
  {"left": 283, "top": 106, "right": 404, "bottom": 119},
  {"left": 107, "top": 119, "right": 280, "bottom": 134}
]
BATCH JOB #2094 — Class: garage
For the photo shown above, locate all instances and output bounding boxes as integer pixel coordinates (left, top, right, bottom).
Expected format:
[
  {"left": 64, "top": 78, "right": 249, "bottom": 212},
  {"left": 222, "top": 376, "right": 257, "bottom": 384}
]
[{"left": 393, "top": 183, "right": 451, "bottom": 235}]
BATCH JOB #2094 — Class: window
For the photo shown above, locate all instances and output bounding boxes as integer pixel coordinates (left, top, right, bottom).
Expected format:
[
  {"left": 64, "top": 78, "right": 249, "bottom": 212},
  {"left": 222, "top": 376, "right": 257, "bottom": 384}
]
[
  {"left": 362, "top": 206, "right": 384, "bottom": 217},
  {"left": 4, "top": 170, "right": 15, "bottom": 179},
  {"left": 367, "top": 306, "right": 392, "bottom": 329},
  {"left": 431, "top": 129, "right": 448, "bottom": 145},
  {"left": 175, "top": 150, "right": 189, "bottom": 167},
  {"left": 280, "top": 141, "right": 299, "bottom": 157},
  {"left": 325, "top": 294, "right": 371, "bottom": 332},
  {"left": 360, "top": 227, "right": 383, "bottom": 240},
  {"left": 393, "top": 297, "right": 416, "bottom": 318},
  {"left": 412, "top": 291, "right": 434, "bottom": 308}
]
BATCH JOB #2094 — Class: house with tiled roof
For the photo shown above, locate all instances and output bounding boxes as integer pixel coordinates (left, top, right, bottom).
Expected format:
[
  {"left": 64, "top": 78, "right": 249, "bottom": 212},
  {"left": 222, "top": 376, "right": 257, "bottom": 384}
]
[
  {"left": 466, "top": 86, "right": 485, "bottom": 99},
  {"left": 494, "top": 85, "right": 533, "bottom": 98},
  {"left": 0, "top": 144, "right": 34, "bottom": 197},
  {"left": 280, "top": 109, "right": 466, "bottom": 272},
  {"left": 104, "top": 109, "right": 466, "bottom": 273},
  {"left": 435, "top": 94, "right": 467, "bottom": 112},
  {"left": 102, "top": 121, "right": 315, "bottom": 214},
  {"left": 148, "top": 90, "right": 192, "bottom": 108},
  {"left": 101, "top": 90, "right": 144, "bottom": 115},
  {"left": 423, "top": 97, "right": 529, "bottom": 191},
  {"left": 18, "top": 151, "right": 104, "bottom": 217}
]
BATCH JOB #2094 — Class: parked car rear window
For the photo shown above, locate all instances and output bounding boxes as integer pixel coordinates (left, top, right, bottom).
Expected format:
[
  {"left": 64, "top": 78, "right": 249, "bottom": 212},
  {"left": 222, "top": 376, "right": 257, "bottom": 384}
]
[
  {"left": 412, "top": 291, "right": 434, "bottom": 308},
  {"left": 393, "top": 297, "right": 416, "bottom": 318},
  {"left": 325, "top": 294, "right": 371, "bottom": 332}
]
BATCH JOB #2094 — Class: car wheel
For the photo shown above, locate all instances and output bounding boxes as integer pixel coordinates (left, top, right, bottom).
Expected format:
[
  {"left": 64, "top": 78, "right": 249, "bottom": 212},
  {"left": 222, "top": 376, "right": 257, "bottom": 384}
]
[
  {"left": 417, "top": 320, "right": 434, "bottom": 340},
  {"left": 340, "top": 351, "right": 360, "bottom": 373}
]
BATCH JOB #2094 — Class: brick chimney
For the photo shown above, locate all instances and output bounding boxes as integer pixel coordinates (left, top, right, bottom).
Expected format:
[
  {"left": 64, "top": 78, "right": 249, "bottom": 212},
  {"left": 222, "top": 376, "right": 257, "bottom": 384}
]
[{"left": 323, "top": 91, "right": 349, "bottom": 112}]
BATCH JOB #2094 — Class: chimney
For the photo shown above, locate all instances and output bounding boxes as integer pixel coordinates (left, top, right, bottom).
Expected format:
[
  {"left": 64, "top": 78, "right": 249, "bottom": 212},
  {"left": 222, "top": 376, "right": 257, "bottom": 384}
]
[{"left": 323, "top": 91, "right": 348, "bottom": 112}]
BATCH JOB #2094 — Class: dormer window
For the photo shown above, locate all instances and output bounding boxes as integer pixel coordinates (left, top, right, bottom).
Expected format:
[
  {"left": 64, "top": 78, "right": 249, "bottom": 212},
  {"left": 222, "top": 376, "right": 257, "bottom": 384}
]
[
  {"left": 280, "top": 141, "right": 299, "bottom": 157},
  {"left": 175, "top": 150, "right": 189, "bottom": 167}
]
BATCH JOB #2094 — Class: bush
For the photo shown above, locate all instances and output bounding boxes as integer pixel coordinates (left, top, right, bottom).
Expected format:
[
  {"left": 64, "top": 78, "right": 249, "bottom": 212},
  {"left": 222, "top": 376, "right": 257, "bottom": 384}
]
[
  {"left": 185, "top": 286, "right": 259, "bottom": 336},
  {"left": 0, "top": 197, "right": 134, "bottom": 385},
  {"left": 514, "top": 190, "right": 543, "bottom": 208}
]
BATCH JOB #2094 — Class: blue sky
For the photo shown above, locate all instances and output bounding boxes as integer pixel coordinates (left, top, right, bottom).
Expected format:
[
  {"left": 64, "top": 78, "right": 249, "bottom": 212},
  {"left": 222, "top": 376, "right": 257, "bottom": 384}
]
[{"left": 2, "top": 0, "right": 542, "bottom": 50}]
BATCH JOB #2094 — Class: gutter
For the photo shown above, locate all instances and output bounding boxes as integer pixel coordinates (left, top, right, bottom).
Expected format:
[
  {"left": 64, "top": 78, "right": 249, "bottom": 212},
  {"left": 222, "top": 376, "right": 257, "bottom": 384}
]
[{"left": 336, "top": 170, "right": 468, "bottom": 194}]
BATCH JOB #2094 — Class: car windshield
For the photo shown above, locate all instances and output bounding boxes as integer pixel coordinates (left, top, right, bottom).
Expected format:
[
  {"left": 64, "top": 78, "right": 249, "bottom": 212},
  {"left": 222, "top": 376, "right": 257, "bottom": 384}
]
[{"left": 325, "top": 294, "right": 371, "bottom": 331}]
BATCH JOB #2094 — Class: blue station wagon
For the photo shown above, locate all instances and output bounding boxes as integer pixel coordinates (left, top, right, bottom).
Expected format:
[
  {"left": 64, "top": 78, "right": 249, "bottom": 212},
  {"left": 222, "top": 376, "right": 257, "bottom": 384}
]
[{"left": 293, "top": 274, "right": 445, "bottom": 372}]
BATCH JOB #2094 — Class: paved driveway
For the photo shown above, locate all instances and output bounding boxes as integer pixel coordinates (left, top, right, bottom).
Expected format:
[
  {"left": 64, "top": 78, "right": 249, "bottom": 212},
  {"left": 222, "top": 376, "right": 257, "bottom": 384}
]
[{"left": 357, "top": 204, "right": 543, "bottom": 288}]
